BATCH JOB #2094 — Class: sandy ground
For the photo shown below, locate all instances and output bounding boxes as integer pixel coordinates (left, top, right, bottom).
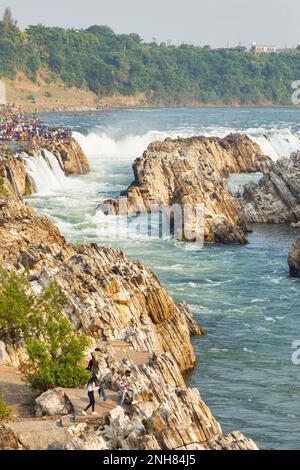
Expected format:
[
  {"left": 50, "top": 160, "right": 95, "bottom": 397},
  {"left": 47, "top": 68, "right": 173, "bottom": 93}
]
[{"left": 5, "top": 71, "right": 147, "bottom": 113}]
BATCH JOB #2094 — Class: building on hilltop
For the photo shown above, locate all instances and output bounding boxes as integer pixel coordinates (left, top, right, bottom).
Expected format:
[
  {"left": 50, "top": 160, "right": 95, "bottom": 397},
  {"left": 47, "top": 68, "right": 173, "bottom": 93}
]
[{"left": 251, "top": 43, "right": 277, "bottom": 54}]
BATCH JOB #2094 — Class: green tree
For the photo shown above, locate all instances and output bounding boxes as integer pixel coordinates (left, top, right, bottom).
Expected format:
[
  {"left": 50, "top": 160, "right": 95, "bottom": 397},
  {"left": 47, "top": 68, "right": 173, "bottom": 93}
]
[{"left": 0, "top": 269, "right": 90, "bottom": 392}]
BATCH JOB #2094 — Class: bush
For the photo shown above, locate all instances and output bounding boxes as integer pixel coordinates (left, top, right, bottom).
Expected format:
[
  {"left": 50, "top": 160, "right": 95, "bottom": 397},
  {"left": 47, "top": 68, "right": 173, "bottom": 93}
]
[
  {"left": 0, "top": 395, "right": 11, "bottom": 421},
  {"left": 25, "top": 320, "right": 90, "bottom": 391},
  {"left": 0, "top": 269, "right": 90, "bottom": 392},
  {"left": 44, "top": 91, "right": 52, "bottom": 98}
]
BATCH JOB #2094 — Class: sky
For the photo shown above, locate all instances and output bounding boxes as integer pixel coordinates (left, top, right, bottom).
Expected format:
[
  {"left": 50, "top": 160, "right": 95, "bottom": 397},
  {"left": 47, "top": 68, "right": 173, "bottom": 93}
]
[{"left": 1, "top": 0, "right": 299, "bottom": 48}]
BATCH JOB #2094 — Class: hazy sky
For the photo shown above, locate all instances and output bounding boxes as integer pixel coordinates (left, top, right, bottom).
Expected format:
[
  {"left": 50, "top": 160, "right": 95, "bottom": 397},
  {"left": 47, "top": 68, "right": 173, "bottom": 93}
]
[{"left": 1, "top": 0, "right": 299, "bottom": 48}]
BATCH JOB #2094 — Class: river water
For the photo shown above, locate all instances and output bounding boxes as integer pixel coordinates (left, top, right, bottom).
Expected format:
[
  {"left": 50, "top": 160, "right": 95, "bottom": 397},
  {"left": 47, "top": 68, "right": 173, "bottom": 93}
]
[{"left": 26, "top": 107, "right": 300, "bottom": 449}]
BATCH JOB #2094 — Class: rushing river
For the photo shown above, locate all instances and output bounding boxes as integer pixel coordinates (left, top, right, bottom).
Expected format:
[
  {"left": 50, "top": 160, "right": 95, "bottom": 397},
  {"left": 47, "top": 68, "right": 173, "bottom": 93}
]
[{"left": 26, "top": 108, "right": 300, "bottom": 450}]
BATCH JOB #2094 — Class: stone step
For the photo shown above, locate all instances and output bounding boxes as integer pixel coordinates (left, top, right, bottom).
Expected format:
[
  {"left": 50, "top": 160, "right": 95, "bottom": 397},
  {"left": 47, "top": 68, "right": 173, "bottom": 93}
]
[
  {"left": 62, "top": 388, "right": 119, "bottom": 423},
  {"left": 96, "top": 341, "right": 151, "bottom": 366}
]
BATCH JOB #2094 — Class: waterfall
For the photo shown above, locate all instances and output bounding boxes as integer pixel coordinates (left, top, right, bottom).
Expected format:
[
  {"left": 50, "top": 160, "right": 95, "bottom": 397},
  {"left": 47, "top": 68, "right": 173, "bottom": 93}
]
[{"left": 21, "top": 149, "right": 69, "bottom": 195}]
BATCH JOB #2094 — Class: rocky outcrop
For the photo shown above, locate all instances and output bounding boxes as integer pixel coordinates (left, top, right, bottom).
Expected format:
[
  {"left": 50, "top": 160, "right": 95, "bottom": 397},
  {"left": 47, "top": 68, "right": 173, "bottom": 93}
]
[
  {"left": 0, "top": 137, "right": 89, "bottom": 197},
  {"left": 35, "top": 389, "right": 74, "bottom": 417},
  {"left": 0, "top": 166, "right": 259, "bottom": 449},
  {"left": 103, "top": 134, "right": 270, "bottom": 243},
  {"left": 42, "top": 138, "right": 89, "bottom": 176},
  {"left": 288, "top": 236, "right": 300, "bottom": 277},
  {"left": 241, "top": 153, "right": 300, "bottom": 224}
]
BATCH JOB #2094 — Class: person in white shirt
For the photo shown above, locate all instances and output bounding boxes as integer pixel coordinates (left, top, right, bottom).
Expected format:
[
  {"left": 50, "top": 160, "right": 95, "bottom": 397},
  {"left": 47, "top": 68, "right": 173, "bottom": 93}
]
[
  {"left": 119, "top": 370, "right": 137, "bottom": 406},
  {"left": 82, "top": 378, "right": 98, "bottom": 415}
]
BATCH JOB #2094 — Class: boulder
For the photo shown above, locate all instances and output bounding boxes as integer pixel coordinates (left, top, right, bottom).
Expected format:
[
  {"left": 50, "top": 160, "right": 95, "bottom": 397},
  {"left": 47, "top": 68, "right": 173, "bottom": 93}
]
[
  {"left": 288, "top": 236, "right": 300, "bottom": 277},
  {"left": 35, "top": 388, "right": 74, "bottom": 417}
]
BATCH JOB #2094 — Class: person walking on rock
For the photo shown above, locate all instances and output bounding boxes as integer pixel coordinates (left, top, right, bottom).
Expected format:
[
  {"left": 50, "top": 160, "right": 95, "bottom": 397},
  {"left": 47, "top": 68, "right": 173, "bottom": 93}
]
[
  {"left": 119, "top": 370, "right": 137, "bottom": 406},
  {"left": 87, "top": 348, "right": 107, "bottom": 401},
  {"left": 82, "top": 377, "right": 99, "bottom": 416}
]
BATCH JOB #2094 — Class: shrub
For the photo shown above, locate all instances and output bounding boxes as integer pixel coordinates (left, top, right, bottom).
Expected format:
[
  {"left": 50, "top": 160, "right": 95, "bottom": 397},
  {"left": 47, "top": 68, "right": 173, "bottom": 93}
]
[
  {"left": 0, "top": 269, "right": 90, "bottom": 392},
  {"left": 25, "top": 320, "right": 90, "bottom": 391},
  {"left": 44, "top": 91, "right": 52, "bottom": 98},
  {"left": 0, "top": 395, "right": 11, "bottom": 421}
]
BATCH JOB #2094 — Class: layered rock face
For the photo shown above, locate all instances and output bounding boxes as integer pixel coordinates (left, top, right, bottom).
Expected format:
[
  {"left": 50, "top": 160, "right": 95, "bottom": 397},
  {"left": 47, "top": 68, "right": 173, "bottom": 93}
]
[
  {"left": 0, "top": 137, "right": 89, "bottom": 197},
  {"left": 288, "top": 236, "right": 300, "bottom": 277},
  {"left": 0, "top": 190, "right": 196, "bottom": 372},
  {"left": 0, "top": 172, "right": 258, "bottom": 450},
  {"left": 42, "top": 138, "right": 89, "bottom": 176},
  {"left": 103, "top": 134, "right": 270, "bottom": 243},
  {"left": 242, "top": 152, "right": 300, "bottom": 224}
]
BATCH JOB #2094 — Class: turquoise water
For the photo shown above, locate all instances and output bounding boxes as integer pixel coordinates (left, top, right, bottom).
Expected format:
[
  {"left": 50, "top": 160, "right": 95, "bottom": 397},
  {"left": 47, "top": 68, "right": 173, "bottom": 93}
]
[{"left": 28, "top": 108, "right": 300, "bottom": 449}]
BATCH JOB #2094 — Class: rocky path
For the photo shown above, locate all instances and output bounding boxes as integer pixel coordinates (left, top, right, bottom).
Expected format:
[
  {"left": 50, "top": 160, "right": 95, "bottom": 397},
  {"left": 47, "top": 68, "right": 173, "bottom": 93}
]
[{"left": 0, "top": 365, "right": 34, "bottom": 419}]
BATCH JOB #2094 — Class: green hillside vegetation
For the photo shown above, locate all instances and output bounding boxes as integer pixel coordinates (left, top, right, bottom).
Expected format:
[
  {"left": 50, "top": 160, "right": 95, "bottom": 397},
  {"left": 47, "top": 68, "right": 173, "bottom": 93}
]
[{"left": 1, "top": 7, "right": 300, "bottom": 105}]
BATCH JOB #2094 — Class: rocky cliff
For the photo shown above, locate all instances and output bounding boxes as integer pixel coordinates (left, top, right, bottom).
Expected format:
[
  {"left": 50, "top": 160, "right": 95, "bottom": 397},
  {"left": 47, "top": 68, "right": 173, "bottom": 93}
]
[
  {"left": 103, "top": 134, "right": 270, "bottom": 243},
  {"left": 0, "top": 161, "right": 258, "bottom": 450},
  {"left": 241, "top": 152, "right": 300, "bottom": 224},
  {"left": 0, "top": 137, "right": 89, "bottom": 197}
]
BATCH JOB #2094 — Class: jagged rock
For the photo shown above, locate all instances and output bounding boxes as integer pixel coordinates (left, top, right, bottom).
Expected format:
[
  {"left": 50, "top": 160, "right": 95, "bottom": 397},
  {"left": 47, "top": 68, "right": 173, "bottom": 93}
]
[
  {"left": 288, "top": 236, "right": 300, "bottom": 277},
  {"left": 102, "top": 134, "right": 270, "bottom": 244},
  {"left": 65, "top": 423, "right": 108, "bottom": 450},
  {"left": 35, "top": 388, "right": 74, "bottom": 417},
  {"left": 242, "top": 153, "right": 300, "bottom": 224},
  {"left": 0, "top": 137, "right": 89, "bottom": 197},
  {"left": 206, "top": 431, "right": 259, "bottom": 450},
  {"left": 43, "top": 138, "right": 89, "bottom": 176},
  {"left": 291, "top": 221, "right": 300, "bottom": 229},
  {"left": 0, "top": 151, "right": 258, "bottom": 451}
]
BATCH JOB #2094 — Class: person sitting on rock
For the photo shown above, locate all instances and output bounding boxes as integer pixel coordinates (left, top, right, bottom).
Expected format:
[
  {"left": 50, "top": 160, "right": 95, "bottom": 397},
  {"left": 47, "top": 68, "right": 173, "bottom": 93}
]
[
  {"left": 82, "top": 377, "right": 99, "bottom": 416},
  {"left": 119, "top": 370, "right": 137, "bottom": 406}
]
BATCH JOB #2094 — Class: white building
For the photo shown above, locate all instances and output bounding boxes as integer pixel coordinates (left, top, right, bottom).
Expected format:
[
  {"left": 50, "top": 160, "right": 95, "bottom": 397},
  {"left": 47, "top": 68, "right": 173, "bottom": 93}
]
[
  {"left": 251, "top": 43, "right": 277, "bottom": 54},
  {"left": 0, "top": 80, "right": 6, "bottom": 105}
]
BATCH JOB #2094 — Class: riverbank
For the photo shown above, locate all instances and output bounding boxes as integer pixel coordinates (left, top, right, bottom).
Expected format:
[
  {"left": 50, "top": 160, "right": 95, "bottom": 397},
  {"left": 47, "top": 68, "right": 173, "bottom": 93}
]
[{"left": 4, "top": 73, "right": 300, "bottom": 114}]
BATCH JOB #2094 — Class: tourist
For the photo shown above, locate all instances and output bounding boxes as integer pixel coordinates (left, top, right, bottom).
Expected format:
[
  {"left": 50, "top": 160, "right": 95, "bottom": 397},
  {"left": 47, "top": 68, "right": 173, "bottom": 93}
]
[
  {"left": 0, "top": 107, "right": 72, "bottom": 145},
  {"left": 86, "top": 348, "right": 107, "bottom": 402},
  {"left": 82, "top": 377, "right": 99, "bottom": 416},
  {"left": 119, "top": 370, "right": 137, "bottom": 406}
]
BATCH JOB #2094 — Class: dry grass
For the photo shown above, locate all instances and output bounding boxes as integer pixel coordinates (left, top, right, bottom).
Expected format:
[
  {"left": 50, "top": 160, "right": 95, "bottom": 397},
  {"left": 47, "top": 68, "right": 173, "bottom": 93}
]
[{"left": 5, "top": 71, "right": 147, "bottom": 113}]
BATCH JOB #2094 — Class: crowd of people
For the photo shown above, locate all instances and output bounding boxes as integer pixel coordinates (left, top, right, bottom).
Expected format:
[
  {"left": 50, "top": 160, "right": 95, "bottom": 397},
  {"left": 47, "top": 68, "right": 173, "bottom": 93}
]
[
  {"left": 0, "top": 108, "right": 72, "bottom": 145},
  {"left": 83, "top": 349, "right": 138, "bottom": 416}
]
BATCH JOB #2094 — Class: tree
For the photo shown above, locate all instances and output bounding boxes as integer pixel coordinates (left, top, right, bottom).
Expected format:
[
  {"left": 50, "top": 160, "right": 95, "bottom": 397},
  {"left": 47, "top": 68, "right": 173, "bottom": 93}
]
[
  {"left": 0, "top": 269, "right": 90, "bottom": 392},
  {"left": 2, "top": 7, "right": 16, "bottom": 32}
]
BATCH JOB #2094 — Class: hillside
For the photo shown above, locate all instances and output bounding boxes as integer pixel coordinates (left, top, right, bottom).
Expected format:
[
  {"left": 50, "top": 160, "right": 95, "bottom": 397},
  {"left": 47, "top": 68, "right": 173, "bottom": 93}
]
[{"left": 1, "top": 9, "right": 300, "bottom": 109}]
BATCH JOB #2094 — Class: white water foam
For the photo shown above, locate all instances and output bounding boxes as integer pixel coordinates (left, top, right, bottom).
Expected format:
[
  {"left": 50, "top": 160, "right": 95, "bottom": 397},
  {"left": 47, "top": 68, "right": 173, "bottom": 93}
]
[
  {"left": 74, "top": 126, "right": 300, "bottom": 166},
  {"left": 22, "top": 149, "right": 69, "bottom": 194}
]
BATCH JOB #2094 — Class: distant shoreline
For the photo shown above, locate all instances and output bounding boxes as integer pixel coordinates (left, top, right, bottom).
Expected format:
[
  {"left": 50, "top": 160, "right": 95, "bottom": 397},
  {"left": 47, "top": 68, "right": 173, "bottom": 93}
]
[{"left": 33, "top": 103, "right": 300, "bottom": 116}]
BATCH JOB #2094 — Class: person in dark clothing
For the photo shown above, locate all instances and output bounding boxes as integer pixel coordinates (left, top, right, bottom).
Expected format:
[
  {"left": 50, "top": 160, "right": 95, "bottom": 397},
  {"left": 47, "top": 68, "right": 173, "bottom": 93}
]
[{"left": 86, "top": 348, "right": 107, "bottom": 402}]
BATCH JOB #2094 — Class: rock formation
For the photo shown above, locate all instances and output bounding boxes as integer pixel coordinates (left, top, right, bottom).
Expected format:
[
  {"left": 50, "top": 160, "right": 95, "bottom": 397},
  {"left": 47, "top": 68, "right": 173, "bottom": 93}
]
[
  {"left": 288, "top": 236, "right": 300, "bottom": 277},
  {"left": 241, "top": 152, "right": 300, "bottom": 224},
  {"left": 0, "top": 137, "right": 89, "bottom": 197},
  {"left": 103, "top": 134, "right": 270, "bottom": 243},
  {"left": 0, "top": 153, "right": 258, "bottom": 450}
]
